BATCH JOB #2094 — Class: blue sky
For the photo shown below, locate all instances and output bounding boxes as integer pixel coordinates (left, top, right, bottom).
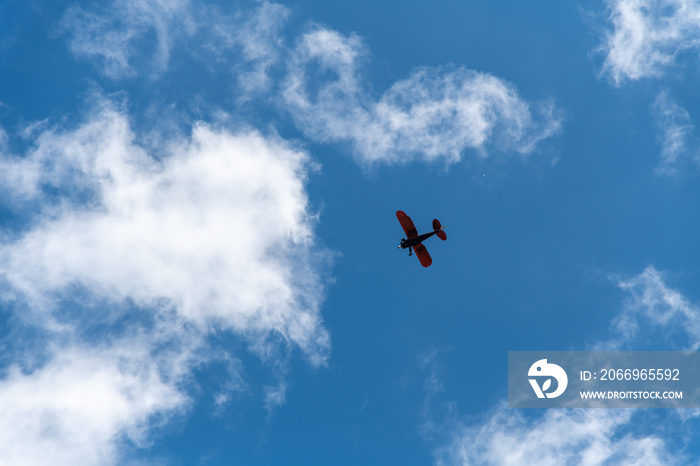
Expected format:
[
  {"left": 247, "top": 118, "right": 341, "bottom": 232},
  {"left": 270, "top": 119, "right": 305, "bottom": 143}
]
[{"left": 2, "top": 0, "right": 700, "bottom": 464}]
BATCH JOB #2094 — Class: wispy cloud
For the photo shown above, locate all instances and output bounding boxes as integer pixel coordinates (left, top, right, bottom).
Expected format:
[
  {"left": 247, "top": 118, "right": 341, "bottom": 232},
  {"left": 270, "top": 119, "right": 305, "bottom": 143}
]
[
  {"left": 283, "top": 28, "right": 562, "bottom": 166},
  {"left": 0, "top": 96, "right": 330, "bottom": 463},
  {"left": 434, "top": 407, "right": 675, "bottom": 466},
  {"left": 430, "top": 265, "right": 699, "bottom": 465},
  {"left": 604, "top": 265, "right": 700, "bottom": 350},
  {"left": 598, "top": 0, "right": 700, "bottom": 85},
  {"left": 59, "top": 0, "right": 289, "bottom": 88},
  {"left": 203, "top": 1, "right": 290, "bottom": 96},
  {"left": 417, "top": 348, "right": 449, "bottom": 441},
  {"left": 59, "top": 0, "right": 196, "bottom": 79},
  {"left": 58, "top": 2, "right": 562, "bottom": 167},
  {"left": 652, "top": 91, "right": 698, "bottom": 176}
]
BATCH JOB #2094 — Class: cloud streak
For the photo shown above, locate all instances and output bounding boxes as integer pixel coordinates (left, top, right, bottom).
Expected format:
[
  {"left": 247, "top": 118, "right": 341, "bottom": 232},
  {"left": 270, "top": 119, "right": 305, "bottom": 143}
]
[
  {"left": 283, "top": 28, "right": 562, "bottom": 166},
  {"left": 651, "top": 91, "right": 698, "bottom": 176},
  {"left": 59, "top": 0, "right": 289, "bottom": 88},
  {"left": 598, "top": 0, "right": 700, "bottom": 85},
  {"left": 435, "top": 407, "right": 674, "bottom": 466},
  {"left": 59, "top": 0, "right": 196, "bottom": 79},
  {"left": 605, "top": 265, "right": 700, "bottom": 350}
]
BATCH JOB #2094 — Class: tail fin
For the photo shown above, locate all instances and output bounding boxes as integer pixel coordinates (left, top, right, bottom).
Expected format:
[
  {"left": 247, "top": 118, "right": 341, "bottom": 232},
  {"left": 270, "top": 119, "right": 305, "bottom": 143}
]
[{"left": 433, "top": 219, "right": 447, "bottom": 240}]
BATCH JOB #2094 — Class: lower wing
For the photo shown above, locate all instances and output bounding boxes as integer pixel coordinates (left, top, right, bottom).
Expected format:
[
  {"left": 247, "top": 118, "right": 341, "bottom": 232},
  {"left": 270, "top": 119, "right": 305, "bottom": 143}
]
[{"left": 413, "top": 243, "right": 432, "bottom": 267}]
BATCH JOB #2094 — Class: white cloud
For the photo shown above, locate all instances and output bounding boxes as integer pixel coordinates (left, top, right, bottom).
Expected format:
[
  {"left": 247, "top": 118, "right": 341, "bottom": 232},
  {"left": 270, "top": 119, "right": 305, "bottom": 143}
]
[
  {"left": 59, "top": 0, "right": 289, "bottom": 86},
  {"left": 0, "top": 97, "right": 330, "bottom": 463},
  {"left": 283, "top": 28, "right": 562, "bottom": 166},
  {"left": 597, "top": 2, "right": 700, "bottom": 176},
  {"left": 434, "top": 406, "right": 675, "bottom": 466},
  {"left": 59, "top": 0, "right": 196, "bottom": 79},
  {"left": 652, "top": 91, "right": 698, "bottom": 176},
  {"left": 1, "top": 98, "right": 329, "bottom": 359},
  {"left": 263, "top": 380, "right": 288, "bottom": 413},
  {"left": 598, "top": 0, "right": 700, "bottom": 85},
  {"left": 0, "top": 340, "right": 187, "bottom": 466},
  {"left": 203, "top": 1, "right": 290, "bottom": 95},
  {"left": 59, "top": 3, "right": 562, "bottom": 167},
  {"left": 605, "top": 265, "right": 700, "bottom": 350},
  {"left": 431, "top": 265, "right": 699, "bottom": 465}
]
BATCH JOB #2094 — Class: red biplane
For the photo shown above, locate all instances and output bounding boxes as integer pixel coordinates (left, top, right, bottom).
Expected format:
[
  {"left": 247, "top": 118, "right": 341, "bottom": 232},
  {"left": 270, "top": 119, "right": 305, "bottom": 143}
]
[{"left": 396, "top": 210, "right": 447, "bottom": 267}]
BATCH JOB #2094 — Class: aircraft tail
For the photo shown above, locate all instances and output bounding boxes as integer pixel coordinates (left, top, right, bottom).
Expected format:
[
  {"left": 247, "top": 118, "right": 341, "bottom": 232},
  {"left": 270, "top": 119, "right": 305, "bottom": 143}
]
[{"left": 433, "top": 219, "right": 447, "bottom": 240}]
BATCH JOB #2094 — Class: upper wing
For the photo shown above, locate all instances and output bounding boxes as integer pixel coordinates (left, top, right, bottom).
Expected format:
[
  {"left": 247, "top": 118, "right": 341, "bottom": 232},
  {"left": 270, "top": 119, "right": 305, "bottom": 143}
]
[
  {"left": 413, "top": 243, "right": 432, "bottom": 267},
  {"left": 396, "top": 210, "right": 418, "bottom": 238}
]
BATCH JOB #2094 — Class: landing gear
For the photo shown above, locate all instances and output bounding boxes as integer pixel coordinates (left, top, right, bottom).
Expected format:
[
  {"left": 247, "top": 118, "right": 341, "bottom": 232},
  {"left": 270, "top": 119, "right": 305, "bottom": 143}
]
[{"left": 408, "top": 246, "right": 413, "bottom": 256}]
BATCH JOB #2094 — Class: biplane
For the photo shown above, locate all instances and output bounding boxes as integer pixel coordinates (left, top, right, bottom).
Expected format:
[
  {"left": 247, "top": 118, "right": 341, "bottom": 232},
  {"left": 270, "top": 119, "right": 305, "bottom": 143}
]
[{"left": 396, "top": 210, "right": 447, "bottom": 267}]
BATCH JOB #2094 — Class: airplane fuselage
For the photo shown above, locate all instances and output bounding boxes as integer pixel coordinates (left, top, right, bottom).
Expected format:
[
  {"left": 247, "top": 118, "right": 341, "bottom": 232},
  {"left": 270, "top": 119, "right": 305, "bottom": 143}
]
[{"left": 398, "top": 229, "right": 440, "bottom": 250}]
